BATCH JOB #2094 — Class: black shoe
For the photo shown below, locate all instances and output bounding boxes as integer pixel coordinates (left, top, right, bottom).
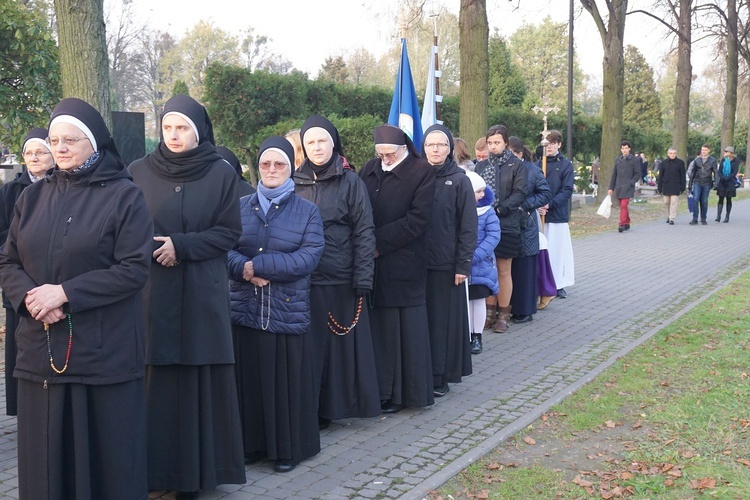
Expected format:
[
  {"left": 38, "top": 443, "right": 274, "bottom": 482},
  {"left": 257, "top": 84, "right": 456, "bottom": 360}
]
[
  {"left": 689, "top": 219, "right": 698, "bottom": 225},
  {"left": 433, "top": 383, "right": 450, "bottom": 397},
  {"left": 618, "top": 225, "right": 624, "bottom": 232},
  {"left": 669, "top": 220, "right": 674, "bottom": 225},
  {"left": 556, "top": 288, "right": 567, "bottom": 299},
  {"left": 715, "top": 217, "right": 721, "bottom": 222},
  {"left": 318, "top": 417, "right": 331, "bottom": 430},
  {"left": 176, "top": 492, "right": 199, "bottom": 500},
  {"left": 380, "top": 400, "right": 403, "bottom": 414},
  {"left": 511, "top": 314, "right": 533, "bottom": 324},
  {"left": 666, "top": 218, "right": 670, "bottom": 223},
  {"left": 701, "top": 220, "right": 707, "bottom": 225},
  {"left": 274, "top": 459, "right": 295, "bottom": 473},
  {"left": 470, "top": 334, "right": 483, "bottom": 355},
  {"left": 624, "top": 224, "right": 630, "bottom": 230}
]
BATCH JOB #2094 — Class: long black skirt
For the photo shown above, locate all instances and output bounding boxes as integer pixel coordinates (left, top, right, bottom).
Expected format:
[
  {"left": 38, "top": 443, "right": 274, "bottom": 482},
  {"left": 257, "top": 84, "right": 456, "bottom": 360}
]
[
  {"left": 233, "top": 325, "right": 320, "bottom": 464},
  {"left": 146, "top": 364, "right": 245, "bottom": 492},
  {"left": 310, "top": 284, "right": 381, "bottom": 420},
  {"left": 510, "top": 254, "right": 538, "bottom": 316},
  {"left": 369, "top": 304, "right": 434, "bottom": 408},
  {"left": 18, "top": 378, "right": 147, "bottom": 500},
  {"left": 426, "top": 270, "right": 472, "bottom": 387},
  {"left": 4, "top": 306, "right": 18, "bottom": 415}
]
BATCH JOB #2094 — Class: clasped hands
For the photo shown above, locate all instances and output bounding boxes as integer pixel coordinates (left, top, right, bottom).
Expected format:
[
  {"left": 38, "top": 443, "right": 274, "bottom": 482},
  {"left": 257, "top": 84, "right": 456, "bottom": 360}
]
[
  {"left": 25, "top": 284, "right": 67, "bottom": 324},
  {"left": 242, "top": 261, "right": 269, "bottom": 287}
]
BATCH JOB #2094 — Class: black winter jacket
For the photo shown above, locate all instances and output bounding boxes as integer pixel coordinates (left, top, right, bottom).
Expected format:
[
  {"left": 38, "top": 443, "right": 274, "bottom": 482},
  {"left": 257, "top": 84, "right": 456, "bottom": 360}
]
[
  {"left": 657, "top": 157, "right": 686, "bottom": 196},
  {"left": 427, "top": 162, "right": 477, "bottom": 275},
  {"left": 0, "top": 153, "right": 153, "bottom": 385},
  {"left": 360, "top": 154, "right": 435, "bottom": 308},
  {"left": 0, "top": 171, "right": 34, "bottom": 308},
  {"left": 475, "top": 154, "right": 528, "bottom": 245},
  {"left": 688, "top": 155, "right": 717, "bottom": 189},
  {"left": 293, "top": 155, "right": 375, "bottom": 290}
]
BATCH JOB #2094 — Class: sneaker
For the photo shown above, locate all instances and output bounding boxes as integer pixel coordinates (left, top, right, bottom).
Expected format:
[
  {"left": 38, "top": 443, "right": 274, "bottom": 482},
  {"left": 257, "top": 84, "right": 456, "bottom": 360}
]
[
  {"left": 689, "top": 219, "right": 698, "bottom": 225},
  {"left": 701, "top": 220, "right": 707, "bottom": 225},
  {"left": 669, "top": 220, "right": 674, "bottom": 225}
]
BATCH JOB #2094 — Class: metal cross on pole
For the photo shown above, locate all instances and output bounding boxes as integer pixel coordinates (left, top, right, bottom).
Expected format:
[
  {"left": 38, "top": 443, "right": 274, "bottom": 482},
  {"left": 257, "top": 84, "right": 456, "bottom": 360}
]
[{"left": 533, "top": 100, "right": 560, "bottom": 230}]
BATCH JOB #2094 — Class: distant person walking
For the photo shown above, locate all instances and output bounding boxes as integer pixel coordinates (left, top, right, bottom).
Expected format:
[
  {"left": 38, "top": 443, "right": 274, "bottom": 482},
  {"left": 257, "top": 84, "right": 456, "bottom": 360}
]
[
  {"left": 715, "top": 146, "right": 740, "bottom": 223},
  {"left": 608, "top": 141, "right": 642, "bottom": 233},
  {"left": 687, "top": 144, "right": 717, "bottom": 225},
  {"left": 656, "top": 148, "right": 685, "bottom": 225}
]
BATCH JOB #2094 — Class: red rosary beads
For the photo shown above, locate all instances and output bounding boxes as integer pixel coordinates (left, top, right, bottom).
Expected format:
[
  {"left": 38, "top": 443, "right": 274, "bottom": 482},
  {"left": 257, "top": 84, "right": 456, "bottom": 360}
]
[{"left": 328, "top": 297, "right": 364, "bottom": 336}]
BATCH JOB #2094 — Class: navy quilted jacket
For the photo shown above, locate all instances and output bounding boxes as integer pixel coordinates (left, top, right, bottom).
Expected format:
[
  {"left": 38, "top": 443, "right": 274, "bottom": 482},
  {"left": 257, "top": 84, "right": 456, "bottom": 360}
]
[{"left": 228, "top": 193, "right": 324, "bottom": 334}]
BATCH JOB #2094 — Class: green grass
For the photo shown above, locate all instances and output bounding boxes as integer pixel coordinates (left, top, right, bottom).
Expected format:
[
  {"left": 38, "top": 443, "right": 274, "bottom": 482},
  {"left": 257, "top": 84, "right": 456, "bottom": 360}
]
[{"left": 434, "top": 270, "right": 750, "bottom": 499}]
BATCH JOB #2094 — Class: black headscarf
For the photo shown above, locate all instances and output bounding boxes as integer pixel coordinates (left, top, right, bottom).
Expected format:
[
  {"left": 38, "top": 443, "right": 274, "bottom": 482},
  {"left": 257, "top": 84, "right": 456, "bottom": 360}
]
[
  {"left": 299, "top": 115, "right": 343, "bottom": 177},
  {"left": 374, "top": 124, "right": 420, "bottom": 157},
  {"left": 216, "top": 146, "right": 243, "bottom": 178},
  {"left": 422, "top": 123, "right": 455, "bottom": 163},
  {"left": 145, "top": 95, "right": 222, "bottom": 182},
  {"left": 257, "top": 136, "right": 295, "bottom": 169},
  {"left": 22, "top": 128, "right": 51, "bottom": 154}
]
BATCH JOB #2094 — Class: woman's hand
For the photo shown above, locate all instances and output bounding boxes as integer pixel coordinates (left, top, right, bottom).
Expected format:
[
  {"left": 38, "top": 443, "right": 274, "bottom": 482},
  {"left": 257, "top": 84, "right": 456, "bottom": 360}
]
[
  {"left": 454, "top": 274, "right": 467, "bottom": 286},
  {"left": 26, "top": 284, "right": 68, "bottom": 321},
  {"left": 242, "top": 261, "right": 255, "bottom": 281},
  {"left": 39, "top": 307, "right": 66, "bottom": 324},
  {"left": 153, "top": 236, "right": 178, "bottom": 267},
  {"left": 538, "top": 204, "right": 549, "bottom": 216},
  {"left": 250, "top": 276, "right": 269, "bottom": 287},
  {"left": 607, "top": 189, "right": 613, "bottom": 196}
]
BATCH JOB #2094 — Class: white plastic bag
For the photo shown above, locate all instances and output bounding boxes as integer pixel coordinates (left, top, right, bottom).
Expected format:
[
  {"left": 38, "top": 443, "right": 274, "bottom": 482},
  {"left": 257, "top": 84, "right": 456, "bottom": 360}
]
[{"left": 596, "top": 194, "right": 612, "bottom": 218}]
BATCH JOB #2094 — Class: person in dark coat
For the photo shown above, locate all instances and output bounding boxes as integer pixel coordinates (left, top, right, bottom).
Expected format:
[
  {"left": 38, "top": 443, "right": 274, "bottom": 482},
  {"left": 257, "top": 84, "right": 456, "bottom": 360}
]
[
  {"left": 292, "top": 115, "right": 380, "bottom": 427},
  {"left": 0, "top": 98, "right": 153, "bottom": 500},
  {"left": 687, "top": 144, "right": 718, "bottom": 225},
  {"left": 715, "top": 146, "right": 740, "bottom": 223},
  {"left": 421, "top": 124, "right": 476, "bottom": 397},
  {"left": 656, "top": 148, "right": 686, "bottom": 225},
  {"left": 0, "top": 127, "right": 55, "bottom": 416},
  {"left": 465, "top": 172, "right": 500, "bottom": 355},
  {"left": 217, "top": 145, "right": 256, "bottom": 197},
  {"left": 359, "top": 124, "right": 435, "bottom": 414},
  {"left": 535, "top": 131, "right": 574, "bottom": 299},
  {"left": 129, "top": 94, "right": 245, "bottom": 498},
  {"left": 509, "top": 137, "right": 552, "bottom": 324},
  {"left": 229, "top": 136, "right": 325, "bottom": 473},
  {"left": 475, "top": 124, "right": 528, "bottom": 333},
  {"left": 608, "top": 140, "right": 642, "bottom": 232}
]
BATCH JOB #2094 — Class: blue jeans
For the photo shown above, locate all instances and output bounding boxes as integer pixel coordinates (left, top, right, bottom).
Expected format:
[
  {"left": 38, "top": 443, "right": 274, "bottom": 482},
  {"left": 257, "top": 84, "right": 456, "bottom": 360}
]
[{"left": 692, "top": 184, "right": 710, "bottom": 221}]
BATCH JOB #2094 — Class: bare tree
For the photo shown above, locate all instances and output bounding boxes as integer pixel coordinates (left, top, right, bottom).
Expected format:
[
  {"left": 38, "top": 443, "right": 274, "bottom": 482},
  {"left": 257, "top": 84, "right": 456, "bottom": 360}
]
[
  {"left": 580, "top": 0, "right": 628, "bottom": 201},
  {"left": 105, "top": 0, "right": 145, "bottom": 111},
  {"left": 458, "top": 0, "right": 489, "bottom": 147},
  {"left": 54, "top": 0, "right": 111, "bottom": 126}
]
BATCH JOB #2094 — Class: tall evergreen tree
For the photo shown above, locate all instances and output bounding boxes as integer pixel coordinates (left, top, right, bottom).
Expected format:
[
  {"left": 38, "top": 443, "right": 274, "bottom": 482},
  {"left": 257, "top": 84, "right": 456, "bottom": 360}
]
[
  {"left": 487, "top": 34, "right": 526, "bottom": 108},
  {"left": 623, "top": 45, "right": 662, "bottom": 129}
]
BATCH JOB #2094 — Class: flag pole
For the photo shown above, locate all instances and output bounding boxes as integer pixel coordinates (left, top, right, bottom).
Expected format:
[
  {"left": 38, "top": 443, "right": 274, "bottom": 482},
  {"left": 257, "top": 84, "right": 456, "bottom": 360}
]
[{"left": 431, "top": 15, "right": 441, "bottom": 123}]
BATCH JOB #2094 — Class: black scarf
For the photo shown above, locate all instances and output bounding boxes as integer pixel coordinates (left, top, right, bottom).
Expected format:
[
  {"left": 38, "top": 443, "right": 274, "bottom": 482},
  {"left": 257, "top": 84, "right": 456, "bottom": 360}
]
[
  {"left": 480, "top": 148, "right": 513, "bottom": 207},
  {"left": 144, "top": 141, "right": 222, "bottom": 182}
]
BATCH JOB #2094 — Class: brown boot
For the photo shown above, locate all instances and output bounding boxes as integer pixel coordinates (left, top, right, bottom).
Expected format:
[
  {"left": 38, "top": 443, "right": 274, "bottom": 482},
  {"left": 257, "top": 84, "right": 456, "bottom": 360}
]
[
  {"left": 494, "top": 306, "right": 511, "bottom": 333},
  {"left": 484, "top": 304, "right": 496, "bottom": 330}
]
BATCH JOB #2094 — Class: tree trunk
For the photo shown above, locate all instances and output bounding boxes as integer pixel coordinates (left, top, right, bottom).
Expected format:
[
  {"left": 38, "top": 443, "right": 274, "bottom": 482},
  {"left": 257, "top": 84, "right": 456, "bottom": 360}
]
[
  {"left": 673, "top": 0, "right": 692, "bottom": 162},
  {"left": 458, "top": 0, "right": 488, "bottom": 146},
  {"left": 581, "top": 0, "right": 627, "bottom": 202},
  {"left": 54, "top": 0, "right": 111, "bottom": 128},
  {"left": 721, "top": 0, "right": 738, "bottom": 151}
]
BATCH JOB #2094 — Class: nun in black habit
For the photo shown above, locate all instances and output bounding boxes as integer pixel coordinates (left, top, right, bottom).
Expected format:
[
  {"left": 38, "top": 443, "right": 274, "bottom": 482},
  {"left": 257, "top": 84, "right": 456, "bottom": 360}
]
[
  {"left": 0, "top": 127, "right": 55, "bottom": 416},
  {"left": 0, "top": 98, "right": 153, "bottom": 499},
  {"left": 421, "top": 124, "right": 476, "bottom": 397},
  {"left": 293, "top": 115, "right": 381, "bottom": 426},
  {"left": 359, "top": 125, "right": 436, "bottom": 414},
  {"left": 129, "top": 94, "right": 245, "bottom": 497}
]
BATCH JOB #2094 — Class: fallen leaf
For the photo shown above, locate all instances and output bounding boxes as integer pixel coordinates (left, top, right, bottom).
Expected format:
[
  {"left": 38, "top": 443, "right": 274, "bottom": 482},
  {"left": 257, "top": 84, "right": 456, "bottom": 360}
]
[
  {"left": 632, "top": 420, "right": 642, "bottom": 429},
  {"left": 681, "top": 450, "right": 696, "bottom": 458},
  {"left": 523, "top": 436, "right": 536, "bottom": 445},
  {"left": 605, "top": 420, "right": 616, "bottom": 428},
  {"left": 740, "top": 420, "right": 750, "bottom": 428},
  {"left": 722, "top": 450, "right": 732, "bottom": 456},
  {"left": 667, "top": 469, "right": 683, "bottom": 478},
  {"left": 572, "top": 475, "right": 594, "bottom": 488},
  {"left": 541, "top": 413, "right": 549, "bottom": 422},
  {"left": 661, "top": 463, "right": 674, "bottom": 472},
  {"left": 664, "top": 479, "right": 675, "bottom": 487},
  {"left": 737, "top": 458, "right": 750, "bottom": 467},
  {"left": 663, "top": 439, "right": 675, "bottom": 445},
  {"left": 661, "top": 380, "right": 670, "bottom": 387},
  {"left": 485, "top": 463, "right": 502, "bottom": 470},
  {"left": 689, "top": 477, "right": 716, "bottom": 490},
  {"left": 621, "top": 471, "right": 634, "bottom": 480}
]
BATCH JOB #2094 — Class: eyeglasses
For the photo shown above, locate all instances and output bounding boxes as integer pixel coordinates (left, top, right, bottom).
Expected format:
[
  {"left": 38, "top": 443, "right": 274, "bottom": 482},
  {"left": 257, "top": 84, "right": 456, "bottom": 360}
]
[
  {"left": 22, "top": 150, "right": 52, "bottom": 158},
  {"left": 376, "top": 146, "right": 404, "bottom": 161},
  {"left": 46, "top": 136, "right": 90, "bottom": 147},
  {"left": 424, "top": 143, "right": 449, "bottom": 150},
  {"left": 259, "top": 161, "right": 289, "bottom": 170}
]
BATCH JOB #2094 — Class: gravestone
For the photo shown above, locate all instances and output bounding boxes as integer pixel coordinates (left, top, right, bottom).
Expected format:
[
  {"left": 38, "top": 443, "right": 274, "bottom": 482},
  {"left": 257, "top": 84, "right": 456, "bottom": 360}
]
[{"left": 112, "top": 112, "right": 145, "bottom": 166}]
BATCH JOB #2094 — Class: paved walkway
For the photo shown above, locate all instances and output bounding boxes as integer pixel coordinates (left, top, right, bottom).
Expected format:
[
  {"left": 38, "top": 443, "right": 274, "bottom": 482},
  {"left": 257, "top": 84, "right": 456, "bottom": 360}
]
[{"left": 0, "top": 199, "right": 749, "bottom": 499}]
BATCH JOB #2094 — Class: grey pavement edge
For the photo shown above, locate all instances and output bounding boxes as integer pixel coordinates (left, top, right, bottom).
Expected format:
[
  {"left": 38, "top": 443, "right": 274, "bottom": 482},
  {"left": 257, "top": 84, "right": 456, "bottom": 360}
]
[{"left": 0, "top": 198, "right": 748, "bottom": 500}]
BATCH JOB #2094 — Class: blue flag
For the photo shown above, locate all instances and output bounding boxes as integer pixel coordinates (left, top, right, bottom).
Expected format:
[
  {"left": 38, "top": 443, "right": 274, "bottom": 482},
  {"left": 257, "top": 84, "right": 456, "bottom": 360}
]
[{"left": 388, "top": 38, "right": 423, "bottom": 153}]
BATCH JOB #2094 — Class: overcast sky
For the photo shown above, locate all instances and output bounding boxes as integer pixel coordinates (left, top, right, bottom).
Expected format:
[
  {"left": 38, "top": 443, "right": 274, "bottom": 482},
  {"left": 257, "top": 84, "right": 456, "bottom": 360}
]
[{"left": 128, "top": 0, "right": 714, "bottom": 85}]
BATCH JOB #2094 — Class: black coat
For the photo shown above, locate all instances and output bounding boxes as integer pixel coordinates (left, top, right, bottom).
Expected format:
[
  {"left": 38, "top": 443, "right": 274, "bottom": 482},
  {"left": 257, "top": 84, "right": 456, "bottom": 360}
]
[
  {"left": 293, "top": 155, "right": 375, "bottom": 290},
  {"left": 360, "top": 154, "right": 435, "bottom": 307},
  {"left": 0, "top": 171, "right": 33, "bottom": 308},
  {"left": 0, "top": 153, "right": 153, "bottom": 385},
  {"left": 427, "top": 163, "right": 477, "bottom": 275},
  {"left": 657, "top": 157, "right": 686, "bottom": 196},
  {"left": 609, "top": 154, "right": 641, "bottom": 199},
  {"left": 475, "top": 154, "right": 528, "bottom": 244},
  {"left": 129, "top": 155, "right": 241, "bottom": 365}
]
